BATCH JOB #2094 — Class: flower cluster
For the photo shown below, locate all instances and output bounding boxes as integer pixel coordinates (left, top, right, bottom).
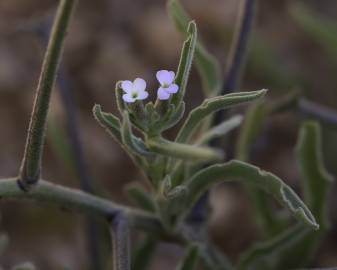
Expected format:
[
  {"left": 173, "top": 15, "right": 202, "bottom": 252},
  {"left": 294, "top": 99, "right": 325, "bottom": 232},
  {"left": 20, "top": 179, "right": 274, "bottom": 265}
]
[{"left": 120, "top": 70, "right": 179, "bottom": 103}]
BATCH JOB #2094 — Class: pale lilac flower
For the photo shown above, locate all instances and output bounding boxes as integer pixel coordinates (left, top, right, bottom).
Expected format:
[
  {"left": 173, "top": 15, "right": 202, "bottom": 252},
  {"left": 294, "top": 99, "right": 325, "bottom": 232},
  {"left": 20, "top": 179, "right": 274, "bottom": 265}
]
[
  {"left": 121, "top": 78, "right": 149, "bottom": 103},
  {"left": 156, "top": 70, "right": 179, "bottom": 100}
]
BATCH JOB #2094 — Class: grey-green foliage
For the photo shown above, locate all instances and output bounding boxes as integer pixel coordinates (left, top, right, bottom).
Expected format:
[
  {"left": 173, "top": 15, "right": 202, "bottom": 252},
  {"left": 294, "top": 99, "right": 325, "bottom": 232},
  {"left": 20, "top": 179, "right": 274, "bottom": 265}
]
[
  {"left": 237, "top": 122, "right": 333, "bottom": 270},
  {"left": 176, "top": 244, "right": 200, "bottom": 270},
  {"left": 93, "top": 16, "right": 319, "bottom": 269},
  {"left": 167, "top": 0, "right": 222, "bottom": 95},
  {"left": 290, "top": 3, "right": 337, "bottom": 64}
]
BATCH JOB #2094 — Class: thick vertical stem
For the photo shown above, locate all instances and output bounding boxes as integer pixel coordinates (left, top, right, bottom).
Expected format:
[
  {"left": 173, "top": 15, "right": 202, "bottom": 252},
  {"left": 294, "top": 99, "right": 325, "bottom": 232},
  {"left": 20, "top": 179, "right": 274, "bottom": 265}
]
[
  {"left": 111, "top": 213, "right": 131, "bottom": 270},
  {"left": 18, "top": 0, "right": 78, "bottom": 190}
]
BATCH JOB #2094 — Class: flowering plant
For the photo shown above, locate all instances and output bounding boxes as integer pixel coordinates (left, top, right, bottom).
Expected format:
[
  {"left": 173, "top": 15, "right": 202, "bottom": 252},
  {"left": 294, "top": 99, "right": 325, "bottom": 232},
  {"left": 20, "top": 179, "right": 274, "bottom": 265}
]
[{"left": 0, "top": 0, "right": 334, "bottom": 269}]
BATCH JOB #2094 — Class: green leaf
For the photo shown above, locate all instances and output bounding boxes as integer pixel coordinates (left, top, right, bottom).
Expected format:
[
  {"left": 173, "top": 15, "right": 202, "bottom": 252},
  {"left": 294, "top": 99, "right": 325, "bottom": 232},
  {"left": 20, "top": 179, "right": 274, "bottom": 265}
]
[
  {"left": 235, "top": 101, "right": 268, "bottom": 161},
  {"left": 168, "top": 0, "right": 222, "bottom": 95},
  {"left": 176, "top": 244, "right": 200, "bottom": 270},
  {"left": 185, "top": 160, "right": 319, "bottom": 230},
  {"left": 196, "top": 115, "right": 243, "bottom": 145},
  {"left": 157, "top": 102, "right": 186, "bottom": 132},
  {"left": 237, "top": 224, "right": 315, "bottom": 270},
  {"left": 93, "top": 104, "right": 122, "bottom": 143},
  {"left": 132, "top": 236, "right": 157, "bottom": 270},
  {"left": 176, "top": 90, "right": 267, "bottom": 144},
  {"left": 121, "top": 111, "right": 152, "bottom": 157},
  {"left": 147, "top": 139, "right": 223, "bottom": 162},
  {"left": 125, "top": 184, "right": 156, "bottom": 213},
  {"left": 237, "top": 122, "right": 332, "bottom": 270},
  {"left": 290, "top": 3, "right": 337, "bottom": 63},
  {"left": 11, "top": 262, "right": 36, "bottom": 270},
  {"left": 170, "top": 21, "right": 197, "bottom": 108},
  {"left": 296, "top": 121, "right": 333, "bottom": 225},
  {"left": 115, "top": 81, "right": 127, "bottom": 114}
]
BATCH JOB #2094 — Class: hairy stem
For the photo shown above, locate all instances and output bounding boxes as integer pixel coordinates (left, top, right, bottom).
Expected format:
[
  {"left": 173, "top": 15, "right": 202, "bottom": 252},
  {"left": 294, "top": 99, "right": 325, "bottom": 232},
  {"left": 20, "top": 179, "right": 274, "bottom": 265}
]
[
  {"left": 0, "top": 178, "right": 163, "bottom": 234},
  {"left": 110, "top": 213, "right": 130, "bottom": 270},
  {"left": 19, "top": 0, "right": 77, "bottom": 190}
]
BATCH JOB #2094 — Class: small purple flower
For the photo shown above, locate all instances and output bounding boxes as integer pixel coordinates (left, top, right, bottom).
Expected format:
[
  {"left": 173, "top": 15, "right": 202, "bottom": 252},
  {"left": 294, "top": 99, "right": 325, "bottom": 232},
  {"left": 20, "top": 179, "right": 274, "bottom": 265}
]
[
  {"left": 156, "top": 70, "right": 179, "bottom": 100},
  {"left": 121, "top": 78, "right": 149, "bottom": 103}
]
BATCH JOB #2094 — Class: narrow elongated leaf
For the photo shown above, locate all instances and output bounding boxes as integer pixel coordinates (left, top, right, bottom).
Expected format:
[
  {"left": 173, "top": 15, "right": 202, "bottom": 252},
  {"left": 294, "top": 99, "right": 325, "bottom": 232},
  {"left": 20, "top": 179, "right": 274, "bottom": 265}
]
[
  {"left": 148, "top": 139, "right": 223, "bottom": 162},
  {"left": 168, "top": 0, "right": 222, "bottom": 95},
  {"left": 196, "top": 115, "right": 243, "bottom": 145},
  {"left": 157, "top": 102, "right": 186, "bottom": 132},
  {"left": 237, "top": 122, "right": 333, "bottom": 270},
  {"left": 132, "top": 236, "right": 157, "bottom": 270},
  {"left": 185, "top": 160, "right": 318, "bottom": 230},
  {"left": 121, "top": 111, "right": 152, "bottom": 157},
  {"left": 296, "top": 121, "right": 333, "bottom": 224},
  {"left": 93, "top": 104, "right": 122, "bottom": 143},
  {"left": 115, "top": 81, "right": 127, "bottom": 114},
  {"left": 176, "top": 244, "right": 200, "bottom": 270},
  {"left": 290, "top": 3, "right": 337, "bottom": 63},
  {"left": 125, "top": 184, "right": 156, "bottom": 213},
  {"left": 237, "top": 224, "right": 314, "bottom": 270},
  {"left": 176, "top": 90, "right": 267, "bottom": 144},
  {"left": 171, "top": 21, "right": 197, "bottom": 108}
]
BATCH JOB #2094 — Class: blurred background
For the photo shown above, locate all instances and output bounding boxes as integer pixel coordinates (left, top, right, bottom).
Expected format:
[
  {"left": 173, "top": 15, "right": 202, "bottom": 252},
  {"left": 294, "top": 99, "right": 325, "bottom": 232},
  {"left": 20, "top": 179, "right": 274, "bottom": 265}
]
[{"left": 1, "top": 0, "right": 337, "bottom": 269}]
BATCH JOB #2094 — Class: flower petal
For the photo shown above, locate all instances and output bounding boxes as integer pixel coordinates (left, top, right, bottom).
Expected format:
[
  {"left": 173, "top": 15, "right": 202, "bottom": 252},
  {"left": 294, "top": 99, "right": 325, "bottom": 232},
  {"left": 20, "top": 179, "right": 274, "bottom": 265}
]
[
  {"left": 133, "top": 78, "right": 146, "bottom": 92},
  {"left": 123, "top": 93, "right": 136, "bottom": 103},
  {"left": 121, "top": 80, "right": 133, "bottom": 94},
  {"left": 166, "top": 83, "right": 179, "bottom": 94},
  {"left": 156, "top": 70, "right": 175, "bottom": 85},
  {"left": 157, "top": 87, "right": 171, "bottom": 100},
  {"left": 137, "top": 90, "right": 149, "bottom": 100}
]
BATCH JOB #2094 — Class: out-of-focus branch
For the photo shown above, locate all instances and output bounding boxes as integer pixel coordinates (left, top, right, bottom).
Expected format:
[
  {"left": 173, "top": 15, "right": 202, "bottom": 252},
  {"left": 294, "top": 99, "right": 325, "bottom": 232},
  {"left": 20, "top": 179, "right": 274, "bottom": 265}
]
[
  {"left": 298, "top": 98, "right": 337, "bottom": 128},
  {"left": 18, "top": 0, "right": 78, "bottom": 190},
  {"left": 223, "top": 0, "right": 256, "bottom": 95},
  {"left": 213, "top": 0, "right": 257, "bottom": 132}
]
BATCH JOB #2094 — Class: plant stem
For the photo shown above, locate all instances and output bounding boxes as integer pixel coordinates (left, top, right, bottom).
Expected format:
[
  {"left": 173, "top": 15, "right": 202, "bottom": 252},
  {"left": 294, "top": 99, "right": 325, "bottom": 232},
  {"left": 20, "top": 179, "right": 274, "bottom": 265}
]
[
  {"left": 223, "top": 0, "right": 256, "bottom": 94},
  {"left": 110, "top": 213, "right": 130, "bottom": 270},
  {"left": 212, "top": 0, "right": 257, "bottom": 129},
  {"left": 298, "top": 98, "right": 337, "bottom": 128},
  {"left": 18, "top": 0, "right": 77, "bottom": 190},
  {"left": 0, "top": 178, "right": 162, "bottom": 234}
]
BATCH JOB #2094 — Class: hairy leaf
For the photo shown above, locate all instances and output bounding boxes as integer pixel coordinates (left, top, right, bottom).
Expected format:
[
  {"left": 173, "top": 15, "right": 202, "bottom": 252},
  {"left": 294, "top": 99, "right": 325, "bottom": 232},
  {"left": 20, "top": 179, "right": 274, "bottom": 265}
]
[
  {"left": 237, "top": 122, "right": 333, "bottom": 270},
  {"left": 196, "top": 115, "right": 243, "bottom": 145},
  {"left": 176, "top": 90, "right": 267, "bottom": 144},
  {"left": 296, "top": 121, "right": 333, "bottom": 224},
  {"left": 148, "top": 139, "right": 223, "bottom": 162},
  {"left": 185, "top": 160, "right": 318, "bottom": 230},
  {"left": 168, "top": 0, "right": 222, "bottom": 95},
  {"left": 121, "top": 111, "right": 152, "bottom": 157},
  {"left": 171, "top": 21, "right": 197, "bottom": 108},
  {"left": 93, "top": 104, "right": 122, "bottom": 143},
  {"left": 125, "top": 184, "right": 156, "bottom": 213}
]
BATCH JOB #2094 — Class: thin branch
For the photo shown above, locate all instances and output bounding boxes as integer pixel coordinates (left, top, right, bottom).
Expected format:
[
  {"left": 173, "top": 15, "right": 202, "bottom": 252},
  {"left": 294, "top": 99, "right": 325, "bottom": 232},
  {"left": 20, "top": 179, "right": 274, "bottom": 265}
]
[
  {"left": 298, "top": 98, "right": 337, "bottom": 128},
  {"left": 19, "top": 0, "right": 78, "bottom": 190},
  {"left": 212, "top": 0, "right": 257, "bottom": 128},
  {"left": 110, "top": 213, "right": 130, "bottom": 270},
  {"left": 223, "top": 0, "right": 256, "bottom": 94}
]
